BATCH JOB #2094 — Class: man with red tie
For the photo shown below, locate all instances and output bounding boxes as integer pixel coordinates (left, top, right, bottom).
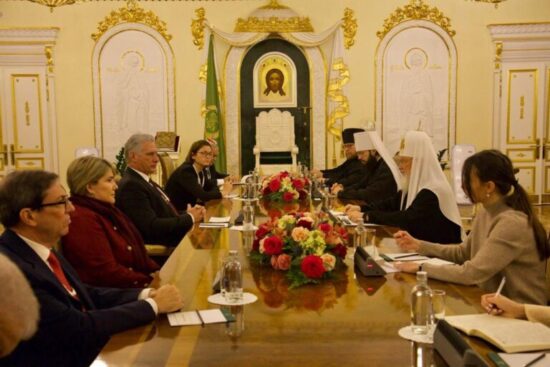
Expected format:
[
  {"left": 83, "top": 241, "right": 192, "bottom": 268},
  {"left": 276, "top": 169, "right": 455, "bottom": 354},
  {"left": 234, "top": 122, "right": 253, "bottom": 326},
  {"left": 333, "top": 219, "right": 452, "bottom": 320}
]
[
  {"left": 0, "top": 170, "right": 184, "bottom": 367},
  {"left": 116, "top": 133, "right": 205, "bottom": 247}
]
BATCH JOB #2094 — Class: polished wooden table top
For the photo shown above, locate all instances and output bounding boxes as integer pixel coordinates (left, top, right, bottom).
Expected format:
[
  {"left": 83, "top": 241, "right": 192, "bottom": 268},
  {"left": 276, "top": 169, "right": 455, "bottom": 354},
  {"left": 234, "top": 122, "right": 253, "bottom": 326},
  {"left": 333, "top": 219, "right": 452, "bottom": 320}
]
[{"left": 96, "top": 198, "right": 493, "bottom": 367}]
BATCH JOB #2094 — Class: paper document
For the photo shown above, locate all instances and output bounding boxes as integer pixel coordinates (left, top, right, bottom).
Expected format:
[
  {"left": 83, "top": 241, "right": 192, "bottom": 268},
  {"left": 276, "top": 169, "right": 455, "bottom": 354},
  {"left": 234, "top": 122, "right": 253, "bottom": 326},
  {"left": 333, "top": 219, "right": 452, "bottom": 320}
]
[
  {"left": 382, "top": 253, "right": 430, "bottom": 262},
  {"left": 199, "top": 222, "right": 229, "bottom": 228},
  {"left": 209, "top": 216, "right": 231, "bottom": 223},
  {"left": 498, "top": 352, "right": 549, "bottom": 367},
  {"left": 168, "top": 308, "right": 233, "bottom": 327}
]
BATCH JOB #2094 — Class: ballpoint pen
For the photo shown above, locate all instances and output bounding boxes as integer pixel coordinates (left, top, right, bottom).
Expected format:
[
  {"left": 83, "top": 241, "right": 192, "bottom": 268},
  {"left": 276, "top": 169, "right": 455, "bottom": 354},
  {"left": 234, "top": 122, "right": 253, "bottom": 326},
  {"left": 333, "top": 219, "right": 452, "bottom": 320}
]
[
  {"left": 393, "top": 253, "right": 420, "bottom": 259},
  {"left": 487, "top": 276, "right": 506, "bottom": 314},
  {"left": 523, "top": 353, "right": 545, "bottom": 367}
]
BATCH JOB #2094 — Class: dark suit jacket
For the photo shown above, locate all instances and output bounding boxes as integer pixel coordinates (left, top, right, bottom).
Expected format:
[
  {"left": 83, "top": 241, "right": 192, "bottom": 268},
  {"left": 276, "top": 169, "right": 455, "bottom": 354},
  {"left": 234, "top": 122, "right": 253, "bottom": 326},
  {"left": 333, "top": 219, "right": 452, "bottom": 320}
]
[
  {"left": 205, "top": 165, "right": 229, "bottom": 188},
  {"left": 337, "top": 159, "right": 398, "bottom": 203},
  {"left": 165, "top": 163, "right": 222, "bottom": 211},
  {"left": 362, "top": 189, "right": 462, "bottom": 244},
  {"left": 115, "top": 168, "right": 193, "bottom": 247},
  {"left": 322, "top": 157, "right": 367, "bottom": 187},
  {"left": 0, "top": 229, "right": 156, "bottom": 367}
]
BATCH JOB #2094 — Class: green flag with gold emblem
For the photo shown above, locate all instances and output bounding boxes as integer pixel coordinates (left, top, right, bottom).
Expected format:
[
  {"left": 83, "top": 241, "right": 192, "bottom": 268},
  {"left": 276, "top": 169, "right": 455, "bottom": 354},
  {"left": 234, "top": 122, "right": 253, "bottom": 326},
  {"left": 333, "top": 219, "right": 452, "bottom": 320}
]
[{"left": 204, "top": 34, "right": 226, "bottom": 173}]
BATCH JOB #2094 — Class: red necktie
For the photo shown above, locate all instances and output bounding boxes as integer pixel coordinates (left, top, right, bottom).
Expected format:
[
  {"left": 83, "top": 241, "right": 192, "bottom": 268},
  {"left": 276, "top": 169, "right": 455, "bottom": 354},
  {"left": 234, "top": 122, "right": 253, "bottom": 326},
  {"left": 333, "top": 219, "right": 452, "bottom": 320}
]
[{"left": 47, "top": 251, "right": 79, "bottom": 301}]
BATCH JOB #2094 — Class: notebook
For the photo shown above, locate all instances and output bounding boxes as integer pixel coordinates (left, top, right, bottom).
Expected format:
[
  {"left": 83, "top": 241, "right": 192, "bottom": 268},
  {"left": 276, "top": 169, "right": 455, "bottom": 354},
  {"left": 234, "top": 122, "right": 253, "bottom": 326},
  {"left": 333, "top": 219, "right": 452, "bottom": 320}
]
[{"left": 445, "top": 314, "right": 550, "bottom": 353}]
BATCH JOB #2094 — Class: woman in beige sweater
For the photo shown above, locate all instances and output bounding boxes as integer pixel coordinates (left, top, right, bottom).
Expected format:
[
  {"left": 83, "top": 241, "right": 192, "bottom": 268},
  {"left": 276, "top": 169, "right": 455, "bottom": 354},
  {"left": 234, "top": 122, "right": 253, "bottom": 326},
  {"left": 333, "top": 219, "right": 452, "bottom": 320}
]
[
  {"left": 394, "top": 150, "right": 550, "bottom": 305},
  {"left": 481, "top": 293, "right": 550, "bottom": 326}
]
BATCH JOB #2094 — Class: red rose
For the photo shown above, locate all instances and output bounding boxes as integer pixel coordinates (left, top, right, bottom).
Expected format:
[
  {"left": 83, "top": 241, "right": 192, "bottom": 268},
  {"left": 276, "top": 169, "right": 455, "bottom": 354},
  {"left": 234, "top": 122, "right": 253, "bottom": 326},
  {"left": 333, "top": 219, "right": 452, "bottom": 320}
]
[
  {"left": 318, "top": 222, "right": 332, "bottom": 234},
  {"left": 263, "top": 236, "right": 283, "bottom": 255},
  {"left": 282, "top": 191, "right": 294, "bottom": 202},
  {"left": 299, "top": 190, "right": 308, "bottom": 200},
  {"left": 296, "top": 218, "right": 313, "bottom": 230},
  {"left": 330, "top": 244, "right": 347, "bottom": 258},
  {"left": 280, "top": 171, "right": 289, "bottom": 179},
  {"left": 300, "top": 255, "right": 325, "bottom": 279},
  {"left": 263, "top": 186, "right": 271, "bottom": 195},
  {"left": 292, "top": 178, "right": 304, "bottom": 190},
  {"left": 269, "top": 179, "right": 281, "bottom": 192},
  {"left": 255, "top": 224, "right": 270, "bottom": 239}
]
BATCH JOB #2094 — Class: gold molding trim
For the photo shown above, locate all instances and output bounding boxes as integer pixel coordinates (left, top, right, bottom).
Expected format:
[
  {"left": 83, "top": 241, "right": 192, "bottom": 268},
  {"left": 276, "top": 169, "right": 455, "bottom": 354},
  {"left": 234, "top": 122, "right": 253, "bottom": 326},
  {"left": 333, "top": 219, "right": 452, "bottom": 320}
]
[
  {"left": 191, "top": 8, "right": 206, "bottom": 50},
  {"left": 376, "top": 0, "right": 456, "bottom": 39},
  {"left": 28, "top": 0, "right": 76, "bottom": 11},
  {"left": 259, "top": 0, "right": 287, "bottom": 10},
  {"left": 234, "top": 17, "right": 314, "bottom": 33},
  {"left": 342, "top": 8, "right": 357, "bottom": 50},
  {"left": 234, "top": 0, "right": 313, "bottom": 33},
  {"left": 91, "top": 0, "right": 172, "bottom": 42},
  {"left": 494, "top": 41, "right": 502, "bottom": 70},
  {"left": 44, "top": 46, "right": 54, "bottom": 73}
]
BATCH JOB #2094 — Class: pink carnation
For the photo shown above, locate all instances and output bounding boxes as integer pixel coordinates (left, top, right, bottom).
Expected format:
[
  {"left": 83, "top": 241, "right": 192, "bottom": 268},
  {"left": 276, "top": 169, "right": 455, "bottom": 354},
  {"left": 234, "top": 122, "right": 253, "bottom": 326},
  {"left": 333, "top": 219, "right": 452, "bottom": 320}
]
[
  {"left": 263, "top": 236, "right": 284, "bottom": 256},
  {"left": 300, "top": 255, "right": 325, "bottom": 279}
]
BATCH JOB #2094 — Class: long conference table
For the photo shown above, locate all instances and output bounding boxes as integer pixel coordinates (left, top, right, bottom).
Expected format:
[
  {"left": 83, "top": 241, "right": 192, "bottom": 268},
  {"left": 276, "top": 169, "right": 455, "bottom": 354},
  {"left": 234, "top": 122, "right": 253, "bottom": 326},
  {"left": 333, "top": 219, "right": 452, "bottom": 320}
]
[{"left": 95, "top": 197, "right": 496, "bottom": 367}]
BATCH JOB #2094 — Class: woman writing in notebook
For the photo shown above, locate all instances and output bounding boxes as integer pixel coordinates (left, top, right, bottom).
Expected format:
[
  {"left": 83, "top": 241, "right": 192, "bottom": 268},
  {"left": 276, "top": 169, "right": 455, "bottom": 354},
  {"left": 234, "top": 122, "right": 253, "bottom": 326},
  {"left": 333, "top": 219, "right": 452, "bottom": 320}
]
[
  {"left": 165, "top": 140, "right": 232, "bottom": 212},
  {"left": 481, "top": 293, "right": 550, "bottom": 326},
  {"left": 394, "top": 150, "right": 550, "bottom": 305}
]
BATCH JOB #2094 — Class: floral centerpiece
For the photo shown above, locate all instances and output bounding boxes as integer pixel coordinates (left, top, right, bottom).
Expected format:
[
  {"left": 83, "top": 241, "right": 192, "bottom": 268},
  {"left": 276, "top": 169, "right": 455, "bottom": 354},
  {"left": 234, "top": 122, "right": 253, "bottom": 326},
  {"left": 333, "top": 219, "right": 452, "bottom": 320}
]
[
  {"left": 261, "top": 171, "right": 309, "bottom": 202},
  {"left": 251, "top": 212, "right": 349, "bottom": 288}
]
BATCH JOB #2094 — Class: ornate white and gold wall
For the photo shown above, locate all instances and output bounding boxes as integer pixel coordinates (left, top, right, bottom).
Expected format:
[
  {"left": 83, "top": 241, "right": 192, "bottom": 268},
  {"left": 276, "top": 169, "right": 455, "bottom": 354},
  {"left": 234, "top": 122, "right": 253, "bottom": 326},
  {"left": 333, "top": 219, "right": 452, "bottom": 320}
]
[{"left": 0, "top": 0, "right": 549, "bottom": 182}]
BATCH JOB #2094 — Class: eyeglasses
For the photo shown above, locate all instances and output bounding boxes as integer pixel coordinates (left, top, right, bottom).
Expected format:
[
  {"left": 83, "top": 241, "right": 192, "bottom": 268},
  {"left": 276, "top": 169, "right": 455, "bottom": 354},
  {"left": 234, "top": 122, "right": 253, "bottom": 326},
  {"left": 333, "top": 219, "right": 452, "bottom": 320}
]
[
  {"left": 36, "top": 197, "right": 71, "bottom": 211},
  {"left": 197, "top": 151, "right": 213, "bottom": 157}
]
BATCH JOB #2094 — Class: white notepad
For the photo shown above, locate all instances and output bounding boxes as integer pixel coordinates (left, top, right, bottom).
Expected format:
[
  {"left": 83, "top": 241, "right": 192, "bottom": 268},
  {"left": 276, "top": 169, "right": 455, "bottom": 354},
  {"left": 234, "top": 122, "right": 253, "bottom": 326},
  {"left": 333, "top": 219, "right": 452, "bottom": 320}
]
[{"left": 167, "top": 309, "right": 232, "bottom": 327}]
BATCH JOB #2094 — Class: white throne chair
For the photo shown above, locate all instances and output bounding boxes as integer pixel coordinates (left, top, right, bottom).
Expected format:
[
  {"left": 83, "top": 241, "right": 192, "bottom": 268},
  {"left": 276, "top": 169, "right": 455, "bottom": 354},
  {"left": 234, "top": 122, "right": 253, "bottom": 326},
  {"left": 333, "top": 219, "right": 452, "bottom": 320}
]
[{"left": 253, "top": 109, "right": 298, "bottom": 175}]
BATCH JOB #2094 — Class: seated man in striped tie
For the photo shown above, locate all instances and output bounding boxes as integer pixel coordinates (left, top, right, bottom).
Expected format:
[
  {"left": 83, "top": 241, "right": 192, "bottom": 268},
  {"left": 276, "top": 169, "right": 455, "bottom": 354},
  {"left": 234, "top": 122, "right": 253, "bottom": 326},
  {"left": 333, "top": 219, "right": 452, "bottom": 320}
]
[
  {"left": 0, "top": 170, "right": 184, "bottom": 367},
  {"left": 116, "top": 133, "right": 205, "bottom": 247}
]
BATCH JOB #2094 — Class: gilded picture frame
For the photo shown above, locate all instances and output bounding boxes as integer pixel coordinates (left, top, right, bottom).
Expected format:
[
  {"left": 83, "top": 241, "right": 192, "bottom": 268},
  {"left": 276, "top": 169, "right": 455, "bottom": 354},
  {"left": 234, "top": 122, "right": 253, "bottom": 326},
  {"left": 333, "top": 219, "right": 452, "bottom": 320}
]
[{"left": 253, "top": 52, "right": 297, "bottom": 108}]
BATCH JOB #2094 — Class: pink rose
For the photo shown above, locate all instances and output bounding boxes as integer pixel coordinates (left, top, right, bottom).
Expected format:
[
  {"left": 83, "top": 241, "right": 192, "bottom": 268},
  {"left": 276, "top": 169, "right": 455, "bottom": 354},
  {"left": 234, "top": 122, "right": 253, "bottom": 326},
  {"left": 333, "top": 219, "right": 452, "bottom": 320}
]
[
  {"left": 277, "top": 254, "right": 291, "bottom": 270},
  {"left": 320, "top": 253, "right": 336, "bottom": 271}
]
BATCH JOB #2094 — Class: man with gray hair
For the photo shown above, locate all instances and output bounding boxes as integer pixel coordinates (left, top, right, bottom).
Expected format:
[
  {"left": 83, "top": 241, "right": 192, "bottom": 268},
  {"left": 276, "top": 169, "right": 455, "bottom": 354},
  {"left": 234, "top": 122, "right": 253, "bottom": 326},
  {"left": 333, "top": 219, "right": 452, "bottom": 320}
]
[{"left": 116, "top": 133, "right": 205, "bottom": 247}]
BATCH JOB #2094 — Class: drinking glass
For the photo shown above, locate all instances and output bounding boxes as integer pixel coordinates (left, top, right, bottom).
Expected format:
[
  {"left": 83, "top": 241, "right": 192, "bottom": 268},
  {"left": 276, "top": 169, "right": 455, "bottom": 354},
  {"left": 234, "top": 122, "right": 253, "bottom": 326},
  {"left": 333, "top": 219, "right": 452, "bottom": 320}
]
[
  {"left": 431, "top": 289, "right": 446, "bottom": 322},
  {"left": 365, "top": 228, "right": 378, "bottom": 260}
]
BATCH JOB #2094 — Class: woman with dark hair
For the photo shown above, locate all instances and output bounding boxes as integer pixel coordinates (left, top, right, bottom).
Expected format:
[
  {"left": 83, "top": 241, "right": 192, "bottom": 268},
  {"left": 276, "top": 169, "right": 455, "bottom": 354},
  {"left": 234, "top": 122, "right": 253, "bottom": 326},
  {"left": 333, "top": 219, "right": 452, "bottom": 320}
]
[
  {"left": 263, "top": 68, "right": 285, "bottom": 96},
  {"left": 165, "top": 139, "right": 232, "bottom": 212},
  {"left": 394, "top": 149, "right": 550, "bottom": 305}
]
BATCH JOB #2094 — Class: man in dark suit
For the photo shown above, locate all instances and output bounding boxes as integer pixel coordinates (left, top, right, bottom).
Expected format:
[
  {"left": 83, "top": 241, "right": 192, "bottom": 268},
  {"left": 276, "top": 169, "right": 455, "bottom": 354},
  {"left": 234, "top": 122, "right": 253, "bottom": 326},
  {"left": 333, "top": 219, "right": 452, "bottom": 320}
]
[
  {"left": 205, "top": 138, "right": 236, "bottom": 188},
  {"left": 116, "top": 134, "right": 205, "bottom": 247},
  {"left": 311, "top": 128, "right": 367, "bottom": 187},
  {"left": 0, "top": 170, "right": 184, "bottom": 367}
]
